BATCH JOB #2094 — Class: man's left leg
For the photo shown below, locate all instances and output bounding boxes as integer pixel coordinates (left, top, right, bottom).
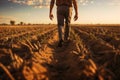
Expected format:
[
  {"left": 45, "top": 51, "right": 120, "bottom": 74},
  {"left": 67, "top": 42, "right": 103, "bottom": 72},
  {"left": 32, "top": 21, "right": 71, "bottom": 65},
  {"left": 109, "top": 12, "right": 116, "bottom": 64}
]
[{"left": 64, "top": 22, "right": 70, "bottom": 41}]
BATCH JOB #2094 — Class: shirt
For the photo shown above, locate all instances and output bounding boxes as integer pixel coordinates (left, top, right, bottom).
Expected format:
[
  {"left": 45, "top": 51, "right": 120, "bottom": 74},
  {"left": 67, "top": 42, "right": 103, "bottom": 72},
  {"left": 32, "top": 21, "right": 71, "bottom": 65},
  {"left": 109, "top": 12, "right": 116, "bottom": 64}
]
[{"left": 56, "top": 0, "right": 73, "bottom": 7}]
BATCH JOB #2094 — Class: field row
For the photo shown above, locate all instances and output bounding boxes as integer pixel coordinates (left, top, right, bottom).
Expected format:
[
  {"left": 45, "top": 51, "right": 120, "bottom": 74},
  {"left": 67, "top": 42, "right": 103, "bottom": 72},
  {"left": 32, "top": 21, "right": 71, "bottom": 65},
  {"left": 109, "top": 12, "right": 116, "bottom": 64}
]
[
  {"left": 73, "top": 26, "right": 120, "bottom": 79},
  {"left": 0, "top": 25, "right": 120, "bottom": 80},
  {"left": 74, "top": 25, "right": 120, "bottom": 38},
  {"left": 74, "top": 26, "right": 120, "bottom": 49},
  {"left": 0, "top": 25, "right": 56, "bottom": 45},
  {"left": 0, "top": 26, "right": 57, "bottom": 80}
]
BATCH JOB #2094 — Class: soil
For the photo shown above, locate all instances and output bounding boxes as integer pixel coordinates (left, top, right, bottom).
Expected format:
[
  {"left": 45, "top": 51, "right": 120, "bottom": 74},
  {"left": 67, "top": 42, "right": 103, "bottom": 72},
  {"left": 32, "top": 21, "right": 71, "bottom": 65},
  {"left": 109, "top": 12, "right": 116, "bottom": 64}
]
[{"left": 32, "top": 32, "right": 82, "bottom": 80}]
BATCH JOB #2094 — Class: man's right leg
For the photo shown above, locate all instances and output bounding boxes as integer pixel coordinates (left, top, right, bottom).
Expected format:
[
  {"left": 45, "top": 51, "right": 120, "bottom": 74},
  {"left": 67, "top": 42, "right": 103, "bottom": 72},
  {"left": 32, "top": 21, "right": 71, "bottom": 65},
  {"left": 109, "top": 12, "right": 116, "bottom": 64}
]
[
  {"left": 58, "top": 25, "right": 63, "bottom": 41},
  {"left": 57, "top": 6, "right": 64, "bottom": 47}
]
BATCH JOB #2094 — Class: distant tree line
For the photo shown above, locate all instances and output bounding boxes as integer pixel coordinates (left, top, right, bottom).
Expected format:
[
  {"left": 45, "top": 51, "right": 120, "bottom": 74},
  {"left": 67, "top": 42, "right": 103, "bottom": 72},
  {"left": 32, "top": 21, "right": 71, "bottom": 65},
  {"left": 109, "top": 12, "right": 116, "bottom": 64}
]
[
  {"left": 10, "top": 20, "right": 25, "bottom": 25},
  {"left": 0, "top": 20, "right": 53, "bottom": 26}
]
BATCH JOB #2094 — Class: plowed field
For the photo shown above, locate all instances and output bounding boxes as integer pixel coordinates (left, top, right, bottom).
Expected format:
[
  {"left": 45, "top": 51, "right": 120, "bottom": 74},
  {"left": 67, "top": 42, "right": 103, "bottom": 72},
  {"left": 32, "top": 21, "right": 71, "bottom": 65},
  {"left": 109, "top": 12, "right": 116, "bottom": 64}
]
[{"left": 0, "top": 24, "right": 120, "bottom": 80}]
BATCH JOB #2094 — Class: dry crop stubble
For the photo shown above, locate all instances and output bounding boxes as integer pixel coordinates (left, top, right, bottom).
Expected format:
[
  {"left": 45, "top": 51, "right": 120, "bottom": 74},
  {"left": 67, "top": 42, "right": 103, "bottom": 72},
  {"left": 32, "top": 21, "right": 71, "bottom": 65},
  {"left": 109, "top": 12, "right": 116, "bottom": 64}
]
[{"left": 0, "top": 24, "right": 120, "bottom": 80}]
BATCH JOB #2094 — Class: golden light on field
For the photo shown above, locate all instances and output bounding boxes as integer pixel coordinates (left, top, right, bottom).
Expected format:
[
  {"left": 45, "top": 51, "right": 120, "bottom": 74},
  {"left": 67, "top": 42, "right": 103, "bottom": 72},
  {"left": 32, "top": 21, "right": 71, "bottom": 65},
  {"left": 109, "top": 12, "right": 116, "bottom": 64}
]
[
  {"left": 0, "top": 0, "right": 120, "bottom": 79},
  {"left": 0, "top": 24, "right": 120, "bottom": 79}
]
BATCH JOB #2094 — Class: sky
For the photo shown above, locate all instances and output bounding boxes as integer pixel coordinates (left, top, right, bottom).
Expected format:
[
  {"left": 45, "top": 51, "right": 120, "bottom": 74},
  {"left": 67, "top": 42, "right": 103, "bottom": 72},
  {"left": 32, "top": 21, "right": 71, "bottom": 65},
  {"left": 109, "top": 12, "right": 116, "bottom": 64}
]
[{"left": 0, "top": 0, "right": 120, "bottom": 24}]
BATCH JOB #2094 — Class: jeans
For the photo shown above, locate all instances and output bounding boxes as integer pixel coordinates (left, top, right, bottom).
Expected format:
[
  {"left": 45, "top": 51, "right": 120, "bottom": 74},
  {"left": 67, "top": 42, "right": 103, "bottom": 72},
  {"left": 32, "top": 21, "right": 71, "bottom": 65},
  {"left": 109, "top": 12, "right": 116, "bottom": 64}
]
[{"left": 57, "top": 6, "right": 72, "bottom": 41}]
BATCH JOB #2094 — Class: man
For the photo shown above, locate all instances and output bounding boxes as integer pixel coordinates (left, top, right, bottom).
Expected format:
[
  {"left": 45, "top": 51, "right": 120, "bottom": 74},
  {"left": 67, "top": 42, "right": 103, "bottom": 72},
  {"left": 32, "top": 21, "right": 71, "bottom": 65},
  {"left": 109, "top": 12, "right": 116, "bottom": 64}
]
[{"left": 49, "top": 0, "right": 78, "bottom": 47}]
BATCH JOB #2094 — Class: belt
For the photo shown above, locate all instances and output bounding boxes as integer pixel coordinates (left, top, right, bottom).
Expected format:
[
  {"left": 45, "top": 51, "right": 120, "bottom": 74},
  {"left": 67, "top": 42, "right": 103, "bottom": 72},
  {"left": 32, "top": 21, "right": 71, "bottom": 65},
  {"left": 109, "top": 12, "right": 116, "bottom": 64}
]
[{"left": 58, "top": 4, "right": 72, "bottom": 7}]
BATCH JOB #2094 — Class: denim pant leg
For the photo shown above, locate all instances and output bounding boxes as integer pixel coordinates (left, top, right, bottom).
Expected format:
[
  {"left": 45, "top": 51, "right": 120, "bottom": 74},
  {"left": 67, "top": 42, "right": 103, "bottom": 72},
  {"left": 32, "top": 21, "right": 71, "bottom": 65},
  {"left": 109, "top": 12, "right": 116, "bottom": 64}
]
[
  {"left": 58, "top": 26, "right": 63, "bottom": 41},
  {"left": 57, "top": 6, "right": 64, "bottom": 41},
  {"left": 64, "top": 7, "right": 72, "bottom": 40}
]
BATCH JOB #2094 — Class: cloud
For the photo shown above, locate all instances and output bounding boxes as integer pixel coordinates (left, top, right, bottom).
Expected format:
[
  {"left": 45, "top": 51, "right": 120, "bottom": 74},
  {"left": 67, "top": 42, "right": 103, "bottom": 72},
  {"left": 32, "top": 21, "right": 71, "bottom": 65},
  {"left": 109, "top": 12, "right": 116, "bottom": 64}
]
[
  {"left": 8, "top": 0, "right": 50, "bottom": 8},
  {"left": 108, "top": 0, "right": 120, "bottom": 6},
  {"left": 8, "top": 0, "right": 95, "bottom": 8},
  {"left": 78, "top": 0, "right": 94, "bottom": 5},
  {"left": 8, "top": 0, "right": 120, "bottom": 8}
]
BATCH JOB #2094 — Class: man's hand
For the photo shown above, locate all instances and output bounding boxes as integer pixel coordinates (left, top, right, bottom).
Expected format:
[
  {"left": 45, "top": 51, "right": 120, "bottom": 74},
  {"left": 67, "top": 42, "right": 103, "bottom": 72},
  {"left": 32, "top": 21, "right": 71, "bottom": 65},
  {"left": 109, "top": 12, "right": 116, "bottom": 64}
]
[
  {"left": 73, "top": 0, "right": 78, "bottom": 21},
  {"left": 74, "top": 14, "right": 78, "bottom": 21},
  {"left": 49, "top": 0, "right": 55, "bottom": 20},
  {"left": 49, "top": 13, "right": 54, "bottom": 20}
]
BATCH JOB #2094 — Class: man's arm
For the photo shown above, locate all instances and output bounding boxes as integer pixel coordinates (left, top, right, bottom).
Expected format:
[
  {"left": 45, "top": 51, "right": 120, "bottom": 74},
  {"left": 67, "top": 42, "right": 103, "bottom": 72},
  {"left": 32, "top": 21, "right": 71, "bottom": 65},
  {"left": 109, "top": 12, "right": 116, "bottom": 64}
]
[
  {"left": 49, "top": 0, "right": 55, "bottom": 20},
  {"left": 73, "top": 0, "right": 78, "bottom": 21}
]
